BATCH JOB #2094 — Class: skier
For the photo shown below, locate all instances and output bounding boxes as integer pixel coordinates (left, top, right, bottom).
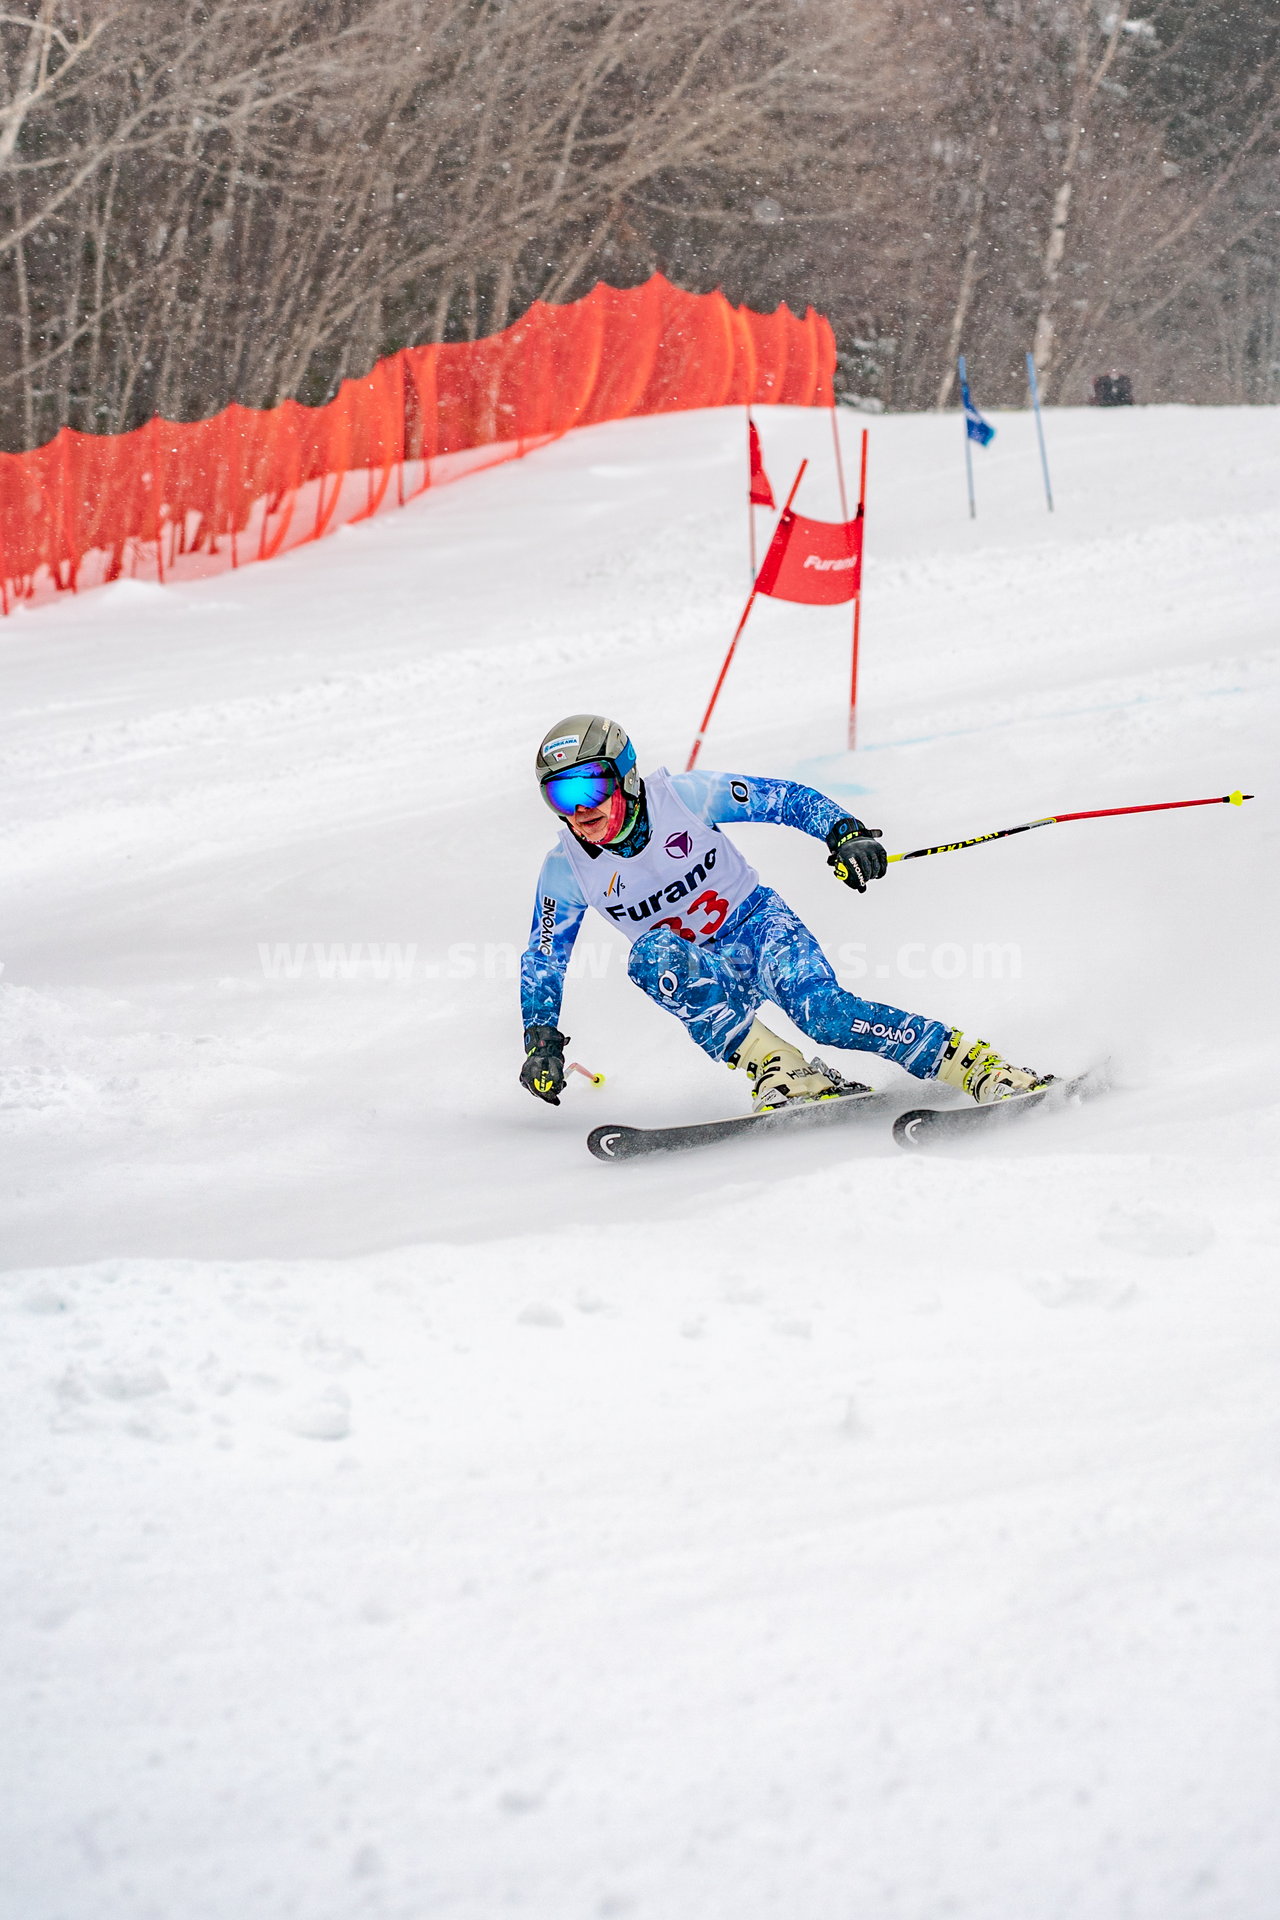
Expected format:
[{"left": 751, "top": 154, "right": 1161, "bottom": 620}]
[{"left": 519, "top": 714, "right": 1053, "bottom": 1112}]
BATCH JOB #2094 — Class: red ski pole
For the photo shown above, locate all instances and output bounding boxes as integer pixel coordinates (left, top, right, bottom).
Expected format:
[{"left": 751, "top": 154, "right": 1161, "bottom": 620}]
[{"left": 887, "top": 789, "right": 1254, "bottom": 864}]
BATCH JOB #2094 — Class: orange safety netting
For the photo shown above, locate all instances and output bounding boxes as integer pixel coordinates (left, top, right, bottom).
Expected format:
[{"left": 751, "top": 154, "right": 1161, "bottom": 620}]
[{"left": 0, "top": 273, "right": 834, "bottom": 615}]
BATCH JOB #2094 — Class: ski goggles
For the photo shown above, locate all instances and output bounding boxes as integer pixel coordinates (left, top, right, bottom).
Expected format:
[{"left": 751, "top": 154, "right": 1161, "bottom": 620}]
[{"left": 540, "top": 758, "right": 620, "bottom": 817}]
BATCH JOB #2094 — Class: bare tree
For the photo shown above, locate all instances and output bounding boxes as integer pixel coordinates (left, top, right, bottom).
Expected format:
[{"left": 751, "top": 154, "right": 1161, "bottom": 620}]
[
  {"left": 1024, "top": 1, "right": 1132, "bottom": 395},
  {"left": 1, "top": 0, "right": 1277, "bottom": 451}
]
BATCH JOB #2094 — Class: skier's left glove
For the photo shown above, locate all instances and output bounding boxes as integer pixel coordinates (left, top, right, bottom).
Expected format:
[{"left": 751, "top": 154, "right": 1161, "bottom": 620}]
[
  {"left": 520, "top": 1024, "right": 567, "bottom": 1105},
  {"left": 826, "top": 817, "right": 887, "bottom": 892}
]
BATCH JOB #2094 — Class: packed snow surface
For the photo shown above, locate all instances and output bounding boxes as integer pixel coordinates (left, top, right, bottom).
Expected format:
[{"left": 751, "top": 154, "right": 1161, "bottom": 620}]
[{"left": 2, "top": 403, "right": 1277, "bottom": 1920}]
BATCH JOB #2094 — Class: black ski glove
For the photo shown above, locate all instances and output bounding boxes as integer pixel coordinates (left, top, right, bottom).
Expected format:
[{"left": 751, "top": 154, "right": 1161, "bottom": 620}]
[
  {"left": 520, "top": 1024, "right": 568, "bottom": 1105},
  {"left": 826, "top": 817, "right": 887, "bottom": 893}
]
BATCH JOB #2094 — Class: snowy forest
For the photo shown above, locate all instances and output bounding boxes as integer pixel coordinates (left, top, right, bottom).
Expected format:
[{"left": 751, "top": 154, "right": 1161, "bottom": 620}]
[{"left": 1, "top": 0, "right": 1277, "bottom": 451}]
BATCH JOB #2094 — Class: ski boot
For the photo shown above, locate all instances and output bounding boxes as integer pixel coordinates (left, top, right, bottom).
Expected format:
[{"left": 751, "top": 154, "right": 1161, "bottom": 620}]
[
  {"left": 728, "top": 1018, "right": 864, "bottom": 1113},
  {"left": 935, "top": 1030, "right": 1055, "bottom": 1104}
]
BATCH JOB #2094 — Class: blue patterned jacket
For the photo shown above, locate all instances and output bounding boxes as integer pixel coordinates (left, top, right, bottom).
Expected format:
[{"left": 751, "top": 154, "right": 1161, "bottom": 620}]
[{"left": 520, "top": 770, "right": 848, "bottom": 1030}]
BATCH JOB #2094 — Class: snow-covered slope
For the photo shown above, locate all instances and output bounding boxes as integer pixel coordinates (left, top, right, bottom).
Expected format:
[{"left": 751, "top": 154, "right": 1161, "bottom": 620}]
[{"left": 2, "top": 404, "right": 1277, "bottom": 1920}]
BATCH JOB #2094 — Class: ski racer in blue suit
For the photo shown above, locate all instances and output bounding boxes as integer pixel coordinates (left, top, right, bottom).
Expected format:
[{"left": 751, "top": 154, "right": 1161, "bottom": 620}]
[{"left": 519, "top": 713, "right": 1053, "bottom": 1112}]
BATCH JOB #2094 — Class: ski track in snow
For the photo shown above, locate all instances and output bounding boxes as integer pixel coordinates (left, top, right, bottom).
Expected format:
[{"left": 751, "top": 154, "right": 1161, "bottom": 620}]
[{"left": 1, "top": 405, "right": 1278, "bottom": 1920}]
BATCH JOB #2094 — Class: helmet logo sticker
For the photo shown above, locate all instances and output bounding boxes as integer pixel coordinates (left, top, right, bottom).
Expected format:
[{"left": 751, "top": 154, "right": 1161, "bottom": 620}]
[
  {"left": 543, "top": 734, "right": 580, "bottom": 762},
  {"left": 664, "top": 831, "right": 694, "bottom": 859}
]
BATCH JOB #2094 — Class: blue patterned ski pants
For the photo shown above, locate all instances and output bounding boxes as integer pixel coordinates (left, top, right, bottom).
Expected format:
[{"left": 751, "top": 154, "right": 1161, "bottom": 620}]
[{"left": 626, "top": 887, "right": 950, "bottom": 1078}]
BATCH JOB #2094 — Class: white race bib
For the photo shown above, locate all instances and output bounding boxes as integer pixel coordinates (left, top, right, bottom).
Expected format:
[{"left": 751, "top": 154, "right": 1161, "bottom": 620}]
[{"left": 559, "top": 768, "right": 759, "bottom": 946}]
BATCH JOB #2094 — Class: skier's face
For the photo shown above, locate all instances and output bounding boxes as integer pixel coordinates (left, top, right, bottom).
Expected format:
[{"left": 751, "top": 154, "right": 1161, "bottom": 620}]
[{"left": 570, "top": 799, "right": 617, "bottom": 843}]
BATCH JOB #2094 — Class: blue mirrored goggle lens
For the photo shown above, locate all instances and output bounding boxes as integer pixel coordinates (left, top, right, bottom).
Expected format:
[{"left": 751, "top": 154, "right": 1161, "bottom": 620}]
[{"left": 541, "top": 760, "right": 618, "bottom": 816}]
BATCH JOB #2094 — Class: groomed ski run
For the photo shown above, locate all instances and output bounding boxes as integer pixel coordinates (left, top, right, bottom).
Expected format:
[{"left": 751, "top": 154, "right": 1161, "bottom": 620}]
[{"left": 2, "top": 403, "right": 1277, "bottom": 1920}]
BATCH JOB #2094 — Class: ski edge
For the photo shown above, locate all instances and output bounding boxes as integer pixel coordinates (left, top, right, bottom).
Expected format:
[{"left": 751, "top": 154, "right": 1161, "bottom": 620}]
[
  {"left": 588, "top": 1089, "right": 885, "bottom": 1162},
  {"left": 891, "top": 1062, "right": 1111, "bottom": 1151}
]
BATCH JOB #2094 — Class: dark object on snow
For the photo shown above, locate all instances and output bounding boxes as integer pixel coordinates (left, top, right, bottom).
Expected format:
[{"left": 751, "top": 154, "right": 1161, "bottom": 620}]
[{"left": 1093, "top": 372, "right": 1134, "bottom": 407}]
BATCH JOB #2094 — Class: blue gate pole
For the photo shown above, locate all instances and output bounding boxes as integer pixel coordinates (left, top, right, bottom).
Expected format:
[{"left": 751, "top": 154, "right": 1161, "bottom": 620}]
[
  {"left": 1026, "top": 351, "right": 1055, "bottom": 512},
  {"left": 959, "top": 354, "right": 976, "bottom": 520}
]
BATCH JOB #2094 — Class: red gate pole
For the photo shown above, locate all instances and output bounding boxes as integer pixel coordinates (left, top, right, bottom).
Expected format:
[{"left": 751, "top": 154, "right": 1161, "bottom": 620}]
[
  {"left": 848, "top": 428, "right": 868, "bottom": 750},
  {"left": 746, "top": 406, "right": 757, "bottom": 583},
  {"left": 687, "top": 459, "right": 807, "bottom": 772}
]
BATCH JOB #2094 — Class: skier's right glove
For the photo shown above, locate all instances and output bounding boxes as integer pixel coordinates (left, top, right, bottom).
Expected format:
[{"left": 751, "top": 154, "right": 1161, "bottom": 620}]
[
  {"left": 520, "top": 1024, "right": 568, "bottom": 1105},
  {"left": 826, "top": 817, "right": 887, "bottom": 892}
]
